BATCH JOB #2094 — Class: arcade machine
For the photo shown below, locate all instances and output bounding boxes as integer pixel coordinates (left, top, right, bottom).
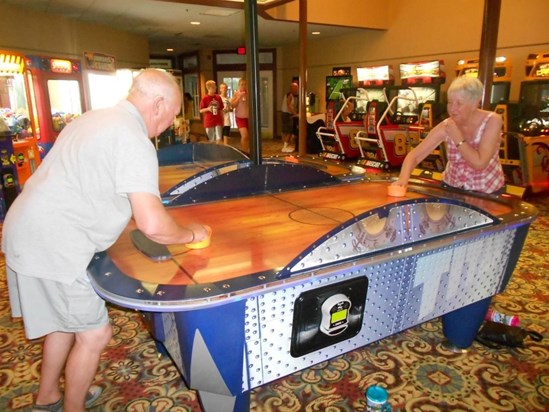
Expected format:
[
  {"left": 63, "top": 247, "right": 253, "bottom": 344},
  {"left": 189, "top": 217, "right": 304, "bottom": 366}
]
[
  {"left": 353, "top": 60, "right": 445, "bottom": 171},
  {"left": 83, "top": 51, "right": 120, "bottom": 110},
  {"left": 352, "top": 65, "right": 396, "bottom": 169},
  {"left": 324, "top": 73, "right": 352, "bottom": 130},
  {"left": 400, "top": 60, "right": 446, "bottom": 171},
  {"left": 353, "top": 65, "right": 394, "bottom": 123},
  {"left": 455, "top": 56, "right": 512, "bottom": 108},
  {"left": 0, "top": 50, "right": 41, "bottom": 216},
  {"left": 353, "top": 87, "right": 422, "bottom": 169},
  {"left": 496, "top": 52, "right": 549, "bottom": 194},
  {"left": 315, "top": 73, "right": 371, "bottom": 160},
  {"left": 25, "top": 55, "right": 86, "bottom": 155},
  {"left": 356, "top": 64, "right": 394, "bottom": 103}
]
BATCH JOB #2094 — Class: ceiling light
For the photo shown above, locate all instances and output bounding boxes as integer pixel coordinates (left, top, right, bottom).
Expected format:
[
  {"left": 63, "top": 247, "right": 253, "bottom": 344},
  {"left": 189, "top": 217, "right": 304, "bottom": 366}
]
[
  {"left": 190, "top": 21, "right": 201, "bottom": 25},
  {"left": 312, "top": 31, "right": 320, "bottom": 35},
  {"left": 166, "top": 48, "right": 174, "bottom": 52},
  {"left": 201, "top": 9, "right": 239, "bottom": 17}
]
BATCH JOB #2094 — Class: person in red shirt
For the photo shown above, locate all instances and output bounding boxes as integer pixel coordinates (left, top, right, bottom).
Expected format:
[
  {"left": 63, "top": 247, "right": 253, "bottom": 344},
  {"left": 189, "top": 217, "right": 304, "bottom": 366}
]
[{"left": 199, "top": 80, "right": 224, "bottom": 143}]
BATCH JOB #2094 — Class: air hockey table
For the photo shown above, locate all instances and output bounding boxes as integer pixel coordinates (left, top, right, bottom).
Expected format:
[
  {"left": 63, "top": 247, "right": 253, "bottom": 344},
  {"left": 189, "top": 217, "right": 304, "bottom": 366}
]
[{"left": 87, "top": 144, "right": 537, "bottom": 412}]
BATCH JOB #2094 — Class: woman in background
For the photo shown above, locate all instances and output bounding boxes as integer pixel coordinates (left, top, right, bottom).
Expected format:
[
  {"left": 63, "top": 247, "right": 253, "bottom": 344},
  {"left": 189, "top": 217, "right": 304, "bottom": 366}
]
[{"left": 230, "top": 78, "right": 249, "bottom": 153}]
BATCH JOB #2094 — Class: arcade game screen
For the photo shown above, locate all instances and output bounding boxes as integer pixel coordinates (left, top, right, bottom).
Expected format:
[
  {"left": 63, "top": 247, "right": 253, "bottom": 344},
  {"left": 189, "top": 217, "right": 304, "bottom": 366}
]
[
  {"left": 326, "top": 76, "right": 353, "bottom": 101},
  {"left": 397, "top": 87, "right": 438, "bottom": 115},
  {"left": 490, "top": 82, "right": 511, "bottom": 105},
  {"left": 520, "top": 80, "right": 549, "bottom": 115},
  {"left": 362, "top": 88, "right": 386, "bottom": 103}
]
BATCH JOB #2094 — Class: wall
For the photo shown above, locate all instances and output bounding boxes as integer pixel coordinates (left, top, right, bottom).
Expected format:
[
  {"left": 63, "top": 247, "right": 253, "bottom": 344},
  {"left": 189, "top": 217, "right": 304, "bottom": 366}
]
[
  {"left": 277, "top": 0, "right": 549, "bottom": 106},
  {"left": 0, "top": 3, "right": 149, "bottom": 68}
]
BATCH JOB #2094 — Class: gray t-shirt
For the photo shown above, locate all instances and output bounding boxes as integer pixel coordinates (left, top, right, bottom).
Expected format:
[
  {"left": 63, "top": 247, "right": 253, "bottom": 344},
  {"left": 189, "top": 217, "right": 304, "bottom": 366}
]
[{"left": 2, "top": 100, "right": 159, "bottom": 283}]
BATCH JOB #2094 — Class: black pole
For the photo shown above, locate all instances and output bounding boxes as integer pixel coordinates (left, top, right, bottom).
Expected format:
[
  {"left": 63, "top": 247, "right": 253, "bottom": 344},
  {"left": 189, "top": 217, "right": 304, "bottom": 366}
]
[
  {"left": 244, "top": 0, "right": 261, "bottom": 164},
  {"left": 477, "top": 0, "right": 501, "bottom": 110},
  {"left": 297, "top": 0, "right": 307, "bottom": 157}
]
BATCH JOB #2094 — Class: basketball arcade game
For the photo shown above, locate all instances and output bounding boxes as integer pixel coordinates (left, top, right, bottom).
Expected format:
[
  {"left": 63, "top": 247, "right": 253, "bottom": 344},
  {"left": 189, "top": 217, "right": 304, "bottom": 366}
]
[{"left": 87, "top": 143, "right": 537, "bottom": 412}]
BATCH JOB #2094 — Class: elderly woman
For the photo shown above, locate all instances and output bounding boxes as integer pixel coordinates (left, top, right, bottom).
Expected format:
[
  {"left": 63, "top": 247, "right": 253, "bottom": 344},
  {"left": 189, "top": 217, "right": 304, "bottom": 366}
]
[
  {"left": 394, "top": 76, "right": 504, "bottom": 194},
  {"left": 393, "top": 76, "right": 506, "bottom": 349}
]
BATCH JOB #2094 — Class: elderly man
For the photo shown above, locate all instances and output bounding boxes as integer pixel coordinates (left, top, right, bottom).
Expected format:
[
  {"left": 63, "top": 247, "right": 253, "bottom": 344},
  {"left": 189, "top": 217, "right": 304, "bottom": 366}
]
[{"left": 2, "top": 69, "right": 210, "bottom": 412}]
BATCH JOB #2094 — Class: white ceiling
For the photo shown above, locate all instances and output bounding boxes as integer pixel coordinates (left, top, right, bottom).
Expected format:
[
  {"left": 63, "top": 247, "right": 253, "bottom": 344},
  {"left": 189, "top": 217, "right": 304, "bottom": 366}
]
[{"left": 1, "top": 0, "right": 368, "bottom": 55}]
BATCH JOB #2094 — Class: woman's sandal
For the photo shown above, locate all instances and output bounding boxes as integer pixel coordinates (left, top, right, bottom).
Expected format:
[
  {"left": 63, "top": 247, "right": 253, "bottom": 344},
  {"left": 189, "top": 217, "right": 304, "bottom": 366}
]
[{"left": 32, "top": 386, "right": 102, "bottom": 411}]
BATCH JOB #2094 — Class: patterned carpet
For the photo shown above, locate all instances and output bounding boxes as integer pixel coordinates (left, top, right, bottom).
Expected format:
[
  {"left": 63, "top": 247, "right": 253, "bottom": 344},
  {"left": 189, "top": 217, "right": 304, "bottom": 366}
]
[{"left": 0, "top": 184, "right": 547, "bottom": 411}]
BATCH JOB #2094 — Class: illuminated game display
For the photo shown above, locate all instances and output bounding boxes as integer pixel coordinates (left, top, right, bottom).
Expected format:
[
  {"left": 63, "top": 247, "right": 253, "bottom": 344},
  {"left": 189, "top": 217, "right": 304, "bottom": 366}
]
[
  {"left": 25, "top": 55, "right": 86, "bottom": 154},
  {"left": 399, "top": 60, "right": 444, "bottom": 120}
]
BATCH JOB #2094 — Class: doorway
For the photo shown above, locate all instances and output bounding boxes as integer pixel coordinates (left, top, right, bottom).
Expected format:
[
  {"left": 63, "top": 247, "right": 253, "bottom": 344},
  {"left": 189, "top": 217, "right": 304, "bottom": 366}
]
[{"left": 217, "top": 70, "right": 273, "bottom": 139}]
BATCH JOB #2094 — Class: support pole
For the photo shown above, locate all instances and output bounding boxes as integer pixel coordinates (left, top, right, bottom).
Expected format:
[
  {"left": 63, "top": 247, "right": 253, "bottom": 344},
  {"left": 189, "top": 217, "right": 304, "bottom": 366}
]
[
  {"left": 297, "top": 0, "right": 307, "bottom": 156},
  {"left": 244, "top": 0, "right": 262, "bottom": 164},
  {"left": 477, "top": 0, "right": 501, "bottom": 110}
]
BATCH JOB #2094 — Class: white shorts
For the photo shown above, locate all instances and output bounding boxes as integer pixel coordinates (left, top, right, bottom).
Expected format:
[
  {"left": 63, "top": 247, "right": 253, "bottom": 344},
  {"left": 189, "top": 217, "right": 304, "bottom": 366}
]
[{"left": 7, "top": 266, "right": 110, "bottom": 339}]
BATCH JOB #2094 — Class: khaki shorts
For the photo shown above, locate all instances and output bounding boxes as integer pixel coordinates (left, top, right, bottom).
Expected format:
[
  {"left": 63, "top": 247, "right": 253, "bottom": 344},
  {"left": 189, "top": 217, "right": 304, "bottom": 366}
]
[{"left": 7, "top": 266, "right": 109, "bottom": 340}]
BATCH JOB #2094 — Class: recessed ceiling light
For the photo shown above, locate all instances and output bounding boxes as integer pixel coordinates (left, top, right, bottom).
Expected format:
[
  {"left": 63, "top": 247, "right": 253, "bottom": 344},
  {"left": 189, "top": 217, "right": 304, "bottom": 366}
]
[
  {"left": 166, "top": 48, "right": 174, "bottom": 52},
  {"left": 201, "top": 8, "right": 239, "bottom": 17},
  {"left": 312, "top": 31, "right": 320, "bottom": 35},
  {"left": 190, "top": 21, "right": 201, "bottom": 25}
]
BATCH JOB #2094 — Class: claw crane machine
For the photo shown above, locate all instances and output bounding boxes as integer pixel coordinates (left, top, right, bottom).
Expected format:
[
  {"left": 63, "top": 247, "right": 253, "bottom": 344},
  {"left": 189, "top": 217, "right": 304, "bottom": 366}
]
[
  {"left": 25, "top": 55, "right": 86, "bottom": 155},
  {"left": 0, "top": 50, "right": 41, "bottom": 217}
]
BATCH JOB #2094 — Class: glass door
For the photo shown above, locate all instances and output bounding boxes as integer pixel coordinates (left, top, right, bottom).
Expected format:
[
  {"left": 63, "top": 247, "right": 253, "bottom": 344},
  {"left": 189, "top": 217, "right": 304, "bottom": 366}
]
[
  {"left": 183, "top": 73, "right": 199, "bottom": 119},
  {"left": 217, "top": 70, "right": 273, "bottom": 138}
]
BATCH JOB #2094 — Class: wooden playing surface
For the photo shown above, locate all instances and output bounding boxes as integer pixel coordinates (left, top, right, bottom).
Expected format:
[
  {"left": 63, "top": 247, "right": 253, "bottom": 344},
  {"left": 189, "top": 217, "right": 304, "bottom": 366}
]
[
  {"left": 159, "top": 161, "right": 222, "bottom": 193},
  {"left": 107, "top": 182, "right": 512, "bottom": 286}
]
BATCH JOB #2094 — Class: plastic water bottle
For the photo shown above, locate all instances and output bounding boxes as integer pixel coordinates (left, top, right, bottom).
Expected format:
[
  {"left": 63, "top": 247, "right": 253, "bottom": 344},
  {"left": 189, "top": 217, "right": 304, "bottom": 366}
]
[
  {"left": 485, "top": 309, "right": 520, "bottom": 326},
  {"left": 366, "top": 385, "right": 392, "bottom": 411}
]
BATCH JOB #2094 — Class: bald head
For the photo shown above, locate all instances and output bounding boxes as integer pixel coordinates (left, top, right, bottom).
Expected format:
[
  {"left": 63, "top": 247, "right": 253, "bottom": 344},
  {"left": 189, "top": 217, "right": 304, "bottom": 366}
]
[
  {"left": 128, "top": 69, "right": 181, "bottom": 105},
  {"left": 127, "top": 69, "right": 182, "bottom": 137}
]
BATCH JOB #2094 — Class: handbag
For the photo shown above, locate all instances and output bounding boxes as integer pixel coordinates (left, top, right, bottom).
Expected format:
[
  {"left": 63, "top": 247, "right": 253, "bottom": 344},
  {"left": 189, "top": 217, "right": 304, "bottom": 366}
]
[{"left": 476, "top": 320, "right": 543, "bottom": 349}]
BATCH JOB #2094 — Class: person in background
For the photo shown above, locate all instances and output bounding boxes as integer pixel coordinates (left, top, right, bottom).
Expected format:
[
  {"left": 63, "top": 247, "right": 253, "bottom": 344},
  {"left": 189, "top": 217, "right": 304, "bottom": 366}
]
[
  {"left": 183, "top": 92, "right": 194, "bottom": 120},
  {"left": 180, "top": 92, "right": 194, "bottom": 143},
  {"left": 281, "top": 81, "right": 299, "bottom": 153},
  {"left": 219, "top": 82, "right": 232, "bottom": 146},
  {"left": 339, "top": 99, "right": 355, "bottom": 122},
  {"left": 2, "top": 69, "right": 210, "bottom": 412},
  {"left": 230, "top": 78, "right": 250, "bottom": 153},
  {"left": 392, "top": 76, "right": 505, "bottom": 348},
  {"left": 199, "top": 80, "right": 224, "bottom": 143}
]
